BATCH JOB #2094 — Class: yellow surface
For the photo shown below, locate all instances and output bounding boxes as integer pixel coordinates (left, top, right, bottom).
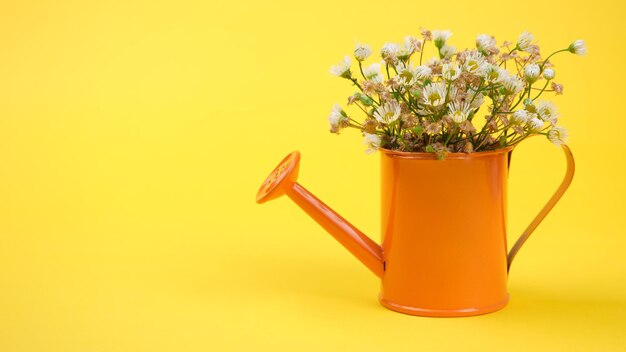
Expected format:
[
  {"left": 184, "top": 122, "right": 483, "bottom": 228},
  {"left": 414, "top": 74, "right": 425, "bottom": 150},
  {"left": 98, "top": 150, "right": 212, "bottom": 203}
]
[{"left": 1, "top": 0, "right": 625, "bottom": 351}]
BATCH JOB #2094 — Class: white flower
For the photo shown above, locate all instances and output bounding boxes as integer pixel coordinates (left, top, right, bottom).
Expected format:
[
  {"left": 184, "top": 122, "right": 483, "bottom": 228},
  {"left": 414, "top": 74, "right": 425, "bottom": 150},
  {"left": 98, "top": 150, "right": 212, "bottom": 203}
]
[
  {"left": 396, "top": 62, "right": 430, "bottom": 86},
  {"left": 447, "top": 85, "right": 460, "bottom": 102},
  {"left": 527, "top": 116, "right": 545, "bottom": 132},
  {"left": 448, "top": 101, "right": 472, "bottom": 123},
  {"left": 463, "top": 51, "right": 488, "bottom": 75},
  {"left": 440, "top": 45, "right": 456, "bottom": 58},
  {"left": 381, "top": 43, "right": 400, "bottom": 63},
  {"left": 510, "top": 110, "right": 530, "bottom": 125},
  {"left": 363, "top": 63, "right": 383, "bottom": 83},
  {"left": 524, "top": 64, "right": 541, "bottom": 82},
  {"left": 535, "top": 100, "right": 559, "bottom": 123},
  {"left": 484, "top": 64, "right": 508, "bottom": 83},
  {"left": 433, "top": 30, "right": 452, "bottom": 48},
  {"left": 568, "top": 39, "right": 586, "bottom": 56},
  {"left": 404, "top": 36, "right": 423, "bottom": 53},
  {"left": 517, "top": 31, "right": 534, "bottom": 51},
  {"left": 442, "top": 62, "right": 461, "bottom": 81},
  {"left": 543, "top": 68, "right": 555, "bottom": 80},
  {"left": 373, "top": 101, "right": 401, "bottom": 124},
  {"left": 328, "top": 104, "right": 346, "bottom": 128},
  {"left": 330, "top": 56, "right": 351, "bottom": 78},
  {"left": 502, "top": 76, "right": 524, "bottom": 95},
  {"left": 363, "top": 133, "right": 381, "bottom": 154},
  {"left": 422, "top": 82, "right": 448, "bottom": 107},
  {"left": 476, "top": 34, "right": 496, "bottom": 52},
  {"left": 354, "top": 43, "right": 372, "bottom": 61},
  {"left": 395, "top": 62, "right": 415, "bottom": 86},
  {"left": 547, "top": 126, "right": 569, "bottom": 145},
  {"left": 414, "top": 65, "right": 432, "bottom": 80},
  {"left": 426, "top": 56, "right": 440, "bottom": 66}
]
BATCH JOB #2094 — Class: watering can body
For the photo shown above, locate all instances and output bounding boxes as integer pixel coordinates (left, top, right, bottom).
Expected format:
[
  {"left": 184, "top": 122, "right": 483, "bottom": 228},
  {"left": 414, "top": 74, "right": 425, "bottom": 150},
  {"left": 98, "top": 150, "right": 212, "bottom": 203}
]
[
  {"left": 379, "top": 148, "right": 511, "bottom": 316},
  {"left": 257, "top": 145, "right": 574, "bottom": 317}
]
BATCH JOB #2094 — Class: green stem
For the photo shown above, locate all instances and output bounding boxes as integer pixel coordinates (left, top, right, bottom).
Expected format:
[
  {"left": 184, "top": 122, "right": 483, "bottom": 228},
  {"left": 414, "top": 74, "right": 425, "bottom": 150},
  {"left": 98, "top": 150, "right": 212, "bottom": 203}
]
[
  {"left": 398, "top": 87, "right": 422, "bottom": 121},
  {"left": 349, "top": 117, "right": 362, "bottom": 125},
  {"left": 468, "top": 79, "right": 484, "bottom": 107},
  {"left": 540, "top": 48, "right": 569, "bottom": 70},
  {"left": 499, "top": 46, "right": 518, "bottom": 67},
  {"left": 350, "top": 78, "right": 380, "bottom": 106},
  {"left": 358, "top": 61, "right": 366, "bottom": 80},
  {"left": 353, "top": 102, "right": 370, "bottom": 116},
  {"left": 532, "top": 80, "right": 550, "bottom": 101}
]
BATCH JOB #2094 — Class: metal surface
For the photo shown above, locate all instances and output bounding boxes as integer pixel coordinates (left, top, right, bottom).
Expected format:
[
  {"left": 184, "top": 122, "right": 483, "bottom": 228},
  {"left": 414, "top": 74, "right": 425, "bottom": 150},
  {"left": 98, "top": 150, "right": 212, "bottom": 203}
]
[{"left": 256, "top": 145, "right": 575, "bottom": 317}]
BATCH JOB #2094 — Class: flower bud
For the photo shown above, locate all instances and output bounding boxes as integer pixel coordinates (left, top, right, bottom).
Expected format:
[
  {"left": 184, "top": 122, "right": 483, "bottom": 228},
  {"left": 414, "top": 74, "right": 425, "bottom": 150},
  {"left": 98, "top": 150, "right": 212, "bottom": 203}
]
[
  {"left": 516, "top": 32, "right": 534, "bottom": 51},
  {"left": 524, "top": 64, "right": 540, "bottom": 83},
  {"left": 547, "top": 126, "right": 569, "bottom": 145},
  {"left": 433, "top": 30, "right": 452, "bottom": 49},
  {"left": 354, "top": 43, "right": 372, "bottom": 61},
  {"left": 359, "top": 95, "right": 374, "bottom": 106},
  {"left": 543, "top": 68, "right": 555, "bottom": 80},
  {"left": 330, "top": 56, "right": 352, "bottom": 79},
  {"left": 568, "top": 40, "right": 586, "bottom": 56}
]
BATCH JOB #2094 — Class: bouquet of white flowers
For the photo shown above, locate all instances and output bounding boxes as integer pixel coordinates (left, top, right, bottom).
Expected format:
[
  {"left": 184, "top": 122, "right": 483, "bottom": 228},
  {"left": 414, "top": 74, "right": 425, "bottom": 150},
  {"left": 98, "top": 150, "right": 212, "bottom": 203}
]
[{"left": 328, "top": 29, "right": 585, "bottom": 158}]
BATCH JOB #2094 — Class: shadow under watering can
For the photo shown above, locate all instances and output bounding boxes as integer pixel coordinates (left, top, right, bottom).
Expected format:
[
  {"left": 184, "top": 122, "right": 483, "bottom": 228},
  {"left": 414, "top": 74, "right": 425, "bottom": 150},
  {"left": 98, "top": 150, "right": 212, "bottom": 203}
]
[{"left": 256, "top": 145, "right": 574, "bottom": 317}]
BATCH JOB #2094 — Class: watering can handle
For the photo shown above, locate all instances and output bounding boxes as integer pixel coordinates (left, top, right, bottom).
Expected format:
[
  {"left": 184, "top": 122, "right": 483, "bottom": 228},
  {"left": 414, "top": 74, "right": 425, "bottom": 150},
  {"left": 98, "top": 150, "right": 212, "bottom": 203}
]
[{"left": 507, "top": 144, "right": 575, "bottom": 272}]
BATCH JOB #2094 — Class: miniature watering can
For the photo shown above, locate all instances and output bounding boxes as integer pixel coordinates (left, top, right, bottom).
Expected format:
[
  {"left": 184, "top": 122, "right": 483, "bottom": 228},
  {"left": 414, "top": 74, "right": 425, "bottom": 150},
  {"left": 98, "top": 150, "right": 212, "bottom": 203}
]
[{"left": 256, "top": 145, "right": 574, "bottom": 317}]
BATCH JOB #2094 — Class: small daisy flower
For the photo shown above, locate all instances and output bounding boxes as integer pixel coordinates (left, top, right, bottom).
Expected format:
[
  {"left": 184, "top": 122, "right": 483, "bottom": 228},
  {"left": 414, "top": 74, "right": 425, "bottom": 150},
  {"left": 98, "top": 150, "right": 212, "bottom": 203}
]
[
  {"left": 535, "top": 100, "right": 559, "bottom": 123},
  {"left": 502, "top": 76, "right": 524, "bottom": 95},
  {"left": 426, "top": 56, "right": 440, "bottom": 66},
  {"left": 381, "top": 43, "right": 400, "bottom": 63},
  {"left": 397, "top": 47, "right": 413, "bottom": 61},
  {"left": 440, "top": 45, "right": 456, "bottom": 58},
  {"left": 363, "top": 63, "right": 383, "bottom": 83},
  {"left": 547, "top": 126, "right": 569, "bottom": 145},
  {"left": 433, "top": 30, "right": 452, "bottom": 48},
  {"left": 510, "top": 110, "right": 530, "bottom": 125},
  {"left": 373, "top": 101, "right": 401, "bottom": 124},
  {"left": 328, "top": 104, "right": 347, "bottom": 132},
  {"left": 414, "top": 65, "right": 432, "bottom": 80},
  {"left": 448, "top": 101, "right": 472, "bottom": 123},
  {"left": 422, "top": 82, "right": 448, "bottom": 107},
  {"left": 330, "top": 56, "right": 352, "bottom": 78},
  {"left": 516, "top": 31, "right": 534, "bottom": 51},
  {"left": 395, "top": 62, "right": 415, "bottom": 86},
  {"left": 543, "top": 68, "right": 555, "bottom": 80},
  {"left": 568, "top": 39, "right": 586, "bottom": 55},
  {"left": 527, "top": 116, "right": 545, "bottom": 132},
  {"left": 442, "top": 62, "right": 461, "bottom": 81},
  {"left": 476, "top": 34, "right": 496, "bottom": 53},
  {"left": 363, "top": 133, "right": 381, "bottom": 154},
  {"left": 484, "top": 64, "right": 508, "bottom": 83},
  {"left": 463, "top": 51, "right": 487, "bottom": 75},
  {"left": 524, "top": 64, "right": 541, "bottom": 83},
  {"left": 405, "top": 36, "right": 423, "bottom": 53},
  {"left": 354, "top": 43, "right": 372, "bottom": 61}
]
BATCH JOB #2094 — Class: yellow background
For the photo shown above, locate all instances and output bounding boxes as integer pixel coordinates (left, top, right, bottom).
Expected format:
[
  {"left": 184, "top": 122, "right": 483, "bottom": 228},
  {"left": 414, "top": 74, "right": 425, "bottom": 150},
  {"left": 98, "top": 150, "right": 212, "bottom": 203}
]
[{"left": 1, "top": 0, "right": 625, "bottom": 350}]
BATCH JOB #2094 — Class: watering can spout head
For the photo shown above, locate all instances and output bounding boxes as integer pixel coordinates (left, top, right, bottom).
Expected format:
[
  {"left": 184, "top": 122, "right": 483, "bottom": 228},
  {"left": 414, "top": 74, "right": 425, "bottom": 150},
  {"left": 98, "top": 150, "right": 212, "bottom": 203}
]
[
  {"left": 256, "top": 151, "right": 301, "bottom": 204},
  {"left": 257, "top": 151, "right": 384, "bottom": 278}
]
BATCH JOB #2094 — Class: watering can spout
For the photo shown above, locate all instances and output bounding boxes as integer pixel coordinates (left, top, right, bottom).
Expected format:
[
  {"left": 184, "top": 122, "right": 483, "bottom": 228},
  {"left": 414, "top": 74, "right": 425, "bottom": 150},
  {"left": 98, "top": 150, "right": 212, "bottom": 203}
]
[{"left": 256, "top": 151, "right": 384, "bottom": 278}]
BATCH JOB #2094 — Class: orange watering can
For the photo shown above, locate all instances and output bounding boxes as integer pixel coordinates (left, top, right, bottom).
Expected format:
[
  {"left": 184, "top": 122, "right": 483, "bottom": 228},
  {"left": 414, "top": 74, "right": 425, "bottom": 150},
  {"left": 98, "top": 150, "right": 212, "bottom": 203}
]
[{"left": 256, "top": 145, "right": 574, "bottom": 317}]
